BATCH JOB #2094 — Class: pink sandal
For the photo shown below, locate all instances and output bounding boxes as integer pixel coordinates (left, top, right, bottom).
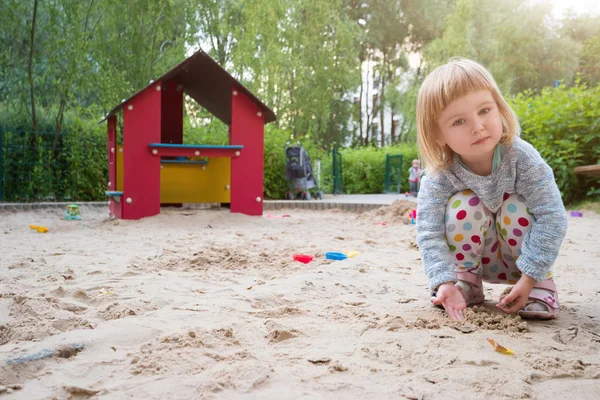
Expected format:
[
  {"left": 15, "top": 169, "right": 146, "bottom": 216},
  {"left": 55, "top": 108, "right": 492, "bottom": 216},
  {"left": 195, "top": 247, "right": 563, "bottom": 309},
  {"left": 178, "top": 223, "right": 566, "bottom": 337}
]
[
  {"left": 430, "top": 272, "right": 485, "bottom": 306},
  {"left": 455, "top": 272, "right": 485, "bottom": 305},
  {"left": 500, "top": 279, "right": 559, "bottom": 320}
]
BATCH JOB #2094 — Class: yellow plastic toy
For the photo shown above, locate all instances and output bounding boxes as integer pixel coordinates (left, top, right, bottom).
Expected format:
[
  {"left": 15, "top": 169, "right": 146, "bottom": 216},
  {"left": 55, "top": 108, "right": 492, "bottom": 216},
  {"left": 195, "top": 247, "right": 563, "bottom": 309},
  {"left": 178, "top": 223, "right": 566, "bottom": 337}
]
[{"left": 29, "top": 225, "right": 48, "bottom": 233}]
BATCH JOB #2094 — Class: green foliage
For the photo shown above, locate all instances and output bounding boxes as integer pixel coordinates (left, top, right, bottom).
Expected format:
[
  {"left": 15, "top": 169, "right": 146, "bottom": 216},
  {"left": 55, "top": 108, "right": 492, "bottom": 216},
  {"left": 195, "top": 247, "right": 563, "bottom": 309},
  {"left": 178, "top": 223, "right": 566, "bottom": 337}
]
[
  {"left": 386, "top": 74, "right": 419, "bottom": 142},
  {"left": 3, "top": 0, "right": 600, "bottom": 151},
  {"left": 424, "top": 0, "right": 474, "bottom": 66},
  {"left": 0, "top": 0, "right": 190, "bottom": 126},
  {"left": 183, "top": 116, "right": 229, "bottom": 146},
  {"left": 422, "top": 0, "right": 581, "bottom": 94},
  {"left": 0, "top": 107, "right": 107, "bottom": 201},
  {"left": 263, "top": 127, "right": 292, "bottom": 200},
  {"left": 560, "top": 12, "right": 600, "bottom": 87},
  {"left": 510, "top": 82, "right": 600, "bottom": 203},
  {"left": 340, "top": 147, "right": 386, "bottom": 194},
  {"left": 340, "top": 142, "right": 418, "bottom": 194},
  {"left": 195, "top": 0, "right": 362, "bottom": 145},
  {"left": 579, "top": 32, "right": 600, "bottom": 86}
]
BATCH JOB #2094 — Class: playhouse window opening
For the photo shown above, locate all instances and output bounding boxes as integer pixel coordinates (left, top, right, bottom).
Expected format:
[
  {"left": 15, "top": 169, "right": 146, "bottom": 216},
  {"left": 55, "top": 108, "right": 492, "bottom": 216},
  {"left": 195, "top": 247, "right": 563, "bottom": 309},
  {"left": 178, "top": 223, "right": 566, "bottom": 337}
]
[{"left": 183, "top": 104, "right": 229, "bottom": 146}]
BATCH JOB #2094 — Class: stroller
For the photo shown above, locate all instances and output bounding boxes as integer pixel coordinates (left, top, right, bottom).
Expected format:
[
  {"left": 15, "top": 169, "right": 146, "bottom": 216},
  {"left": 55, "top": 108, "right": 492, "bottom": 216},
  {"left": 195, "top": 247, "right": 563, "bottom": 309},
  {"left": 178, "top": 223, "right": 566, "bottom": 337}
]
[{"left": 284, "top": 143, "right": 323, "bottom": 200}]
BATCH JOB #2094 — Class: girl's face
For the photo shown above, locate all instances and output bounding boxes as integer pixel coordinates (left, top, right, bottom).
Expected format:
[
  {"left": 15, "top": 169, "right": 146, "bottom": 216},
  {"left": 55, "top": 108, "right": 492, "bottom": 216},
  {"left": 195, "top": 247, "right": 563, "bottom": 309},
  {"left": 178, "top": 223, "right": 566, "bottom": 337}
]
[{"left": 436, "top": 90, "right": 503, "bottom": 166}]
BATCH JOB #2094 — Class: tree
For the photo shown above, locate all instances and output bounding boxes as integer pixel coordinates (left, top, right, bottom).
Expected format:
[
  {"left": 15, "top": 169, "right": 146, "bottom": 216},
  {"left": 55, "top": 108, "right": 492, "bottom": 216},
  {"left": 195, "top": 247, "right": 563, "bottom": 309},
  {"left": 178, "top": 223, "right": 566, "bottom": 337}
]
[
  {"left": 28, "top": 0, "right": 39, "bottom": 141},
  {"left": 364, "top": 0, "right": 409, "bottom": 146},
  {"left": 346, "top": 0, "right": 456, "bottom": 146},
  {"left": 0, "top": 0, "right": 596, "bottom": 153},
  {"left": 579, "top": 32, "right": 600, "bottom": 86},
  {"left": 561, "top": 12, "right": 600, "bottom": 86},
  {"left": 187, "top": 0, "right": 361, "bottom": 148},
  {"left": 420, "top": 0, "right": 581, "bottom": 93}
]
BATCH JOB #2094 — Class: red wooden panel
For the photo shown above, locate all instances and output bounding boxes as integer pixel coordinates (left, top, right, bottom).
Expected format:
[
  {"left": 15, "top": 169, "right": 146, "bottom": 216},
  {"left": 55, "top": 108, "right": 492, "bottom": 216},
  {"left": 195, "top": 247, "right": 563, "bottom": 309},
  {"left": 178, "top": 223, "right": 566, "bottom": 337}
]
[
  {"left": 107, "top": 115, "right": 121, "bottom": 218},
  {"left": 122, "top": 82, "right": 163, "bottom": 219},
  {"left": 161, "top": 80, "right": 183, "bottom": 144},
  {"left": 230, "top": 86, "right": 264, "bottom": 216}
]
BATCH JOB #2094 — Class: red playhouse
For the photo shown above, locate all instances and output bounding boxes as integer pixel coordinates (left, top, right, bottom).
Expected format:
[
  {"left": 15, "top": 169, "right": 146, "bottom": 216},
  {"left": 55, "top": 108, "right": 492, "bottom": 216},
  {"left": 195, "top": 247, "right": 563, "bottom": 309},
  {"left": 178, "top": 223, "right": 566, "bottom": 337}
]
[{"left": 102, "top": 50, "right": 276, "bottom": 220}]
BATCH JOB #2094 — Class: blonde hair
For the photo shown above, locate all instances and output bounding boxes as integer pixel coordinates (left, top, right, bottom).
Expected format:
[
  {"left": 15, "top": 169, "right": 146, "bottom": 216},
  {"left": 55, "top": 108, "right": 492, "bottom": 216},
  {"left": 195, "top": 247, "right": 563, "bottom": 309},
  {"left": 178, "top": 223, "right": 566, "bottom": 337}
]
[{"left": 416, "top": 58, "right": 520, "bottom": 172}]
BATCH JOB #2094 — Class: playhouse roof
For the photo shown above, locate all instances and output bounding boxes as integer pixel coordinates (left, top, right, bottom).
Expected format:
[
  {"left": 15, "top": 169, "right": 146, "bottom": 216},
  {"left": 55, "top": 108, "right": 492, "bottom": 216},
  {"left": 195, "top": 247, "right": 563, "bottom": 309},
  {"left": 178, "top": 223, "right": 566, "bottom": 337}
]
[{"left": 101, "top": 49, "right": 276, "bottom": 125}]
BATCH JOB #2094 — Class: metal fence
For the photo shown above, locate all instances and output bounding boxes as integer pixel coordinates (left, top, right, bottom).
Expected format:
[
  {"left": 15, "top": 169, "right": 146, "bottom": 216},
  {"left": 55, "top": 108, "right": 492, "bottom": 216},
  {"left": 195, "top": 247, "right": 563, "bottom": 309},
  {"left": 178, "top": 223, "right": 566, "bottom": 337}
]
[
  {"left": 384, "top": 154, "right": 403, "bottom": 194},
  {"left": 332, "top": 147, "right": 343, "bottom": 194},
  {"left": 0, "top": 129, "right": 107, "bottom": 202}
]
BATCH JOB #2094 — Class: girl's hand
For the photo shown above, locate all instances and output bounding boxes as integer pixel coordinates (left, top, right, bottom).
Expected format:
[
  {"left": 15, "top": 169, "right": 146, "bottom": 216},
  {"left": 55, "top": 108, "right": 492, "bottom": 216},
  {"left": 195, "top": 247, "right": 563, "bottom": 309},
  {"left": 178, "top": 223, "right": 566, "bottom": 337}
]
[
  {"left": 432, "top": 282, "right": 466, "bottom": 321},
  {"left": 496, "top": 274, "right": 537, "bottom": 314}
]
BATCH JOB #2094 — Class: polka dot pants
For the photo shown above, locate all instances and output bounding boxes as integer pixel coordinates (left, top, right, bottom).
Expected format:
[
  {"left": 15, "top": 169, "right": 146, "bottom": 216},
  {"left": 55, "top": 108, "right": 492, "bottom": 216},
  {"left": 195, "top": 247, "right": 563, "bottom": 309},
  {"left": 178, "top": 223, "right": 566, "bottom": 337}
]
[{"left": 445, "top": 190, "right": 553, "bottom": 284}]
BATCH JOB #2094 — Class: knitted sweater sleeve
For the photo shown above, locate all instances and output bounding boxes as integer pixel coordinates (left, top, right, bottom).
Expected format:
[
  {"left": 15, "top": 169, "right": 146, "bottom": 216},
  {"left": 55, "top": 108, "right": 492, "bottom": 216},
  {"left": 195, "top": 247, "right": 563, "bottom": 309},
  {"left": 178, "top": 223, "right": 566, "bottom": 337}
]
[
  {"left": 416, "top": 173, "right": 457, "bottom": 290},
  {"left": 514, "top": 145, "right": 568, "bottom": 282}
]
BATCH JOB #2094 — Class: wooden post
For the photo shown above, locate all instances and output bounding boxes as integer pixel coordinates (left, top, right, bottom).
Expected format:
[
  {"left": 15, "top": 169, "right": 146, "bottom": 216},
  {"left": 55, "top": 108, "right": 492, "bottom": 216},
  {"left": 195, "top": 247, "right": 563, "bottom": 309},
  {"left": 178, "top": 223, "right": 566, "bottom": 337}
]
[{"left": 106, "top": 115, "right": 121, "bottom": 218}]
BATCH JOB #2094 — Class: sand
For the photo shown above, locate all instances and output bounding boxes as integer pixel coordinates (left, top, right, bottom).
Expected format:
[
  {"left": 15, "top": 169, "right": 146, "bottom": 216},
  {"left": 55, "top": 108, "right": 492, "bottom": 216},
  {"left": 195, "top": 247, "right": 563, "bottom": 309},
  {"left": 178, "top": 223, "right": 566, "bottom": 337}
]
[{"left": 0, "top": 204, "right": 599, "bottom": 399}]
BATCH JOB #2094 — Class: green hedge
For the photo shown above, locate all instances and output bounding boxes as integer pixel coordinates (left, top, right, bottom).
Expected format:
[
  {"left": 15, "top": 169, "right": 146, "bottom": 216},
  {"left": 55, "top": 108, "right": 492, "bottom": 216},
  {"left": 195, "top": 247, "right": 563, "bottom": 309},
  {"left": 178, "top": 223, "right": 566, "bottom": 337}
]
[
  {"left": 0, "top": 107, "right": 107, "bottom": 202},
  {"left": 0, "top": 130, "right": 107, "bottom": 202},
  {"left": 510, "top": 82, "right": 600, "bottom": 203},
  {"left": 339, "top": 143, "right": 418, "bottom": 195}
]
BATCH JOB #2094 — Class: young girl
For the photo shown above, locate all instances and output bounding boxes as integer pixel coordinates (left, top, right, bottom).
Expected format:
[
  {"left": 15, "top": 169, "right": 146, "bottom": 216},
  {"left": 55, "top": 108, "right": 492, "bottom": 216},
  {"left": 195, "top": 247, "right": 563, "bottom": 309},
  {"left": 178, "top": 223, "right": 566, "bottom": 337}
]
[
  {"left": 408, "top": 159, "right": 424, "bottom": 196},
  {"left": 416, "top": 58, "right": 567, "bottom": 321}
]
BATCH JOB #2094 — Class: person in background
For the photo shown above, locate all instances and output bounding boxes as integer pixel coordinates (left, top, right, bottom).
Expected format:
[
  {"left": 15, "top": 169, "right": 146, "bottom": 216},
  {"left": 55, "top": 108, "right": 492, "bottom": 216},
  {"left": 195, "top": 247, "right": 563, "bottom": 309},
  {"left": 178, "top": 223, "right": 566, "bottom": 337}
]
[{"left": 408, "top": 159, "right": 423, "bottom": 196}]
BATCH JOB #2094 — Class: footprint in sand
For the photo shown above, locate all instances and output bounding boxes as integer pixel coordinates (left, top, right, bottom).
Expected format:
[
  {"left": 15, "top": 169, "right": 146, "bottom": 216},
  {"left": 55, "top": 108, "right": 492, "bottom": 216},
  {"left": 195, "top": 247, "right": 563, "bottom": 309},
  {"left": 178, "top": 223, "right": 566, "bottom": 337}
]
[
  {"left": 71, "top": 289, "right": 93, "bottom": 303},
  {"left": 1, "top": 295, "right": 93, "bottom": 344},
  {"left": 267, "top": 329, "right": 296, "bottom": 342},
  {"left": 525, "top": 356, "right": 599, "bottom": 380},
  {"left": 264, "top": 320, "right": 301, "bottom": 342},
  {"left": 97, "top": 300, "right": 158, "bottom": 321},
  {"left": 553, "top": 326, "right": 579, "bottom": 344}
]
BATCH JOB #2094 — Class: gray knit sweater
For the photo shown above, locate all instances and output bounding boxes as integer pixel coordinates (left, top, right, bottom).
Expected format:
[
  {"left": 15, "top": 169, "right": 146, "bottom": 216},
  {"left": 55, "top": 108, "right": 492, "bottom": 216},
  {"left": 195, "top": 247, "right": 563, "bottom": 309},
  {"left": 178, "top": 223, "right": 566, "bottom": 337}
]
[{"left": 417, "top": 137, "right": 568, "bottom": 290}]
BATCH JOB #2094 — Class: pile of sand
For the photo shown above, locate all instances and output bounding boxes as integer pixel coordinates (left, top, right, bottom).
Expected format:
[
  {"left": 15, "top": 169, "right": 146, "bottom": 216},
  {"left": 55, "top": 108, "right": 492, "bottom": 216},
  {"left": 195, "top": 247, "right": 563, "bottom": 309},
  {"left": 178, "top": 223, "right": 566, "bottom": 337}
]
[
  {"left": 0, "top": 294, "right": 93, "bottom": 345},
  {"left": 359, "top": 199, "right": 415, "bottom": 224}
]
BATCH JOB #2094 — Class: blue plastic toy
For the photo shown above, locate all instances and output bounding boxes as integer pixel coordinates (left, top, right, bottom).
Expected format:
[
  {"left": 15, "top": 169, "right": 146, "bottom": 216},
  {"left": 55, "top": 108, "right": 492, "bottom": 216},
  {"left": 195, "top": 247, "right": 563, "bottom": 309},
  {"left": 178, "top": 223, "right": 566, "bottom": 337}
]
[{"left": 326, "top": 252, "right": 347, "bottom": 261}]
